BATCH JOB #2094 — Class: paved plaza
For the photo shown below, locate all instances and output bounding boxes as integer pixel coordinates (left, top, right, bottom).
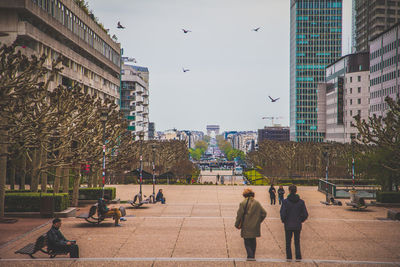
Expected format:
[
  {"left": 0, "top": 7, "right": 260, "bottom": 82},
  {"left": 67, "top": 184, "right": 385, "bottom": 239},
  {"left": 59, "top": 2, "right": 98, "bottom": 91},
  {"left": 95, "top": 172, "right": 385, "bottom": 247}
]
[{"left": 1, "top": 185, "right": 400, "bottom": 266}]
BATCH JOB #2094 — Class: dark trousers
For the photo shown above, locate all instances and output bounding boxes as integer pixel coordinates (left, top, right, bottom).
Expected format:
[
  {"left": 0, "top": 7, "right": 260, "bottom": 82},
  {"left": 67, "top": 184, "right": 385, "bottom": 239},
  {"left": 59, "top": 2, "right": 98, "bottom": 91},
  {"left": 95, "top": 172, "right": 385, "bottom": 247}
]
[
  {"left": 278, "top": 196, "right": 284, "bottom": 205},
  {"left": 53, "top": 244, "right": 79, "bottom": 258},
  {"left": 270, "top": 195, "right": 276, "bottom": 205},
  {"left": 285, "top": 230, "right": 301, "bottom": 260},
  {"left": 244, "top": 238, "right": 256, "bottom": 259}
]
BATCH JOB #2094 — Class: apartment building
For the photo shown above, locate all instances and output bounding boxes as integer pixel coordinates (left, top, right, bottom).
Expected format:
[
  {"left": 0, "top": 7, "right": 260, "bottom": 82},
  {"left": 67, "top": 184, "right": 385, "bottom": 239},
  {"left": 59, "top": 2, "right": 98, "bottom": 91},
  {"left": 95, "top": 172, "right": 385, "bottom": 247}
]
[{"left": 0, "top": 0, "right": 121, "bottom": 103}]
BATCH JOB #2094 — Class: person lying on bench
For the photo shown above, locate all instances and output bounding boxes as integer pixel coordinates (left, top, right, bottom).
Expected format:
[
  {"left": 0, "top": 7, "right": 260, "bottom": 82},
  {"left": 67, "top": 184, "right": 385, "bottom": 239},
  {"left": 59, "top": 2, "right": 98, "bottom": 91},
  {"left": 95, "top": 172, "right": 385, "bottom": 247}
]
[
  {"left": 47, "top": 218, "right": 79, "bottom": 258},
  {"left": 156, "top": 189, "right": 166, "bottom": 204},
  {"left": 98, "top": 197, "right": 125, "bottom": 226}
]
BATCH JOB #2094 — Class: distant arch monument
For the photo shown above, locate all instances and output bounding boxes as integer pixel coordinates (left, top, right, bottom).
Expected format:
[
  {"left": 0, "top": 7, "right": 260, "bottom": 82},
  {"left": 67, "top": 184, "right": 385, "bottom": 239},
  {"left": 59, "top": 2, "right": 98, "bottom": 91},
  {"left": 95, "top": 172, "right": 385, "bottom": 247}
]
[{"left": 206, "top": 125, "right": 220, "bottom": 136}]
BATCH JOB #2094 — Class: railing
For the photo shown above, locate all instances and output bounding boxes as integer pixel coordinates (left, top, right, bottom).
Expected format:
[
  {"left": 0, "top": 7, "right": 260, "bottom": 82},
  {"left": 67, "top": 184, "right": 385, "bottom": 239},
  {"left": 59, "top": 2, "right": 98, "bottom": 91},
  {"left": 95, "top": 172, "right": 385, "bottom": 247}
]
[{"left": 318, "top": 179, "right": 336, "bottom": 197}]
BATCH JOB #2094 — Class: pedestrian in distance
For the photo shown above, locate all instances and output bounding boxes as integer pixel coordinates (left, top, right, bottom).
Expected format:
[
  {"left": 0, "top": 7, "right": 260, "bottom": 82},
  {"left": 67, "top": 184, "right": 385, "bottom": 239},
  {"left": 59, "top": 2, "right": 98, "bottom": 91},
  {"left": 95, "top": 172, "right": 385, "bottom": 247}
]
[
  {"left": 269, "top": 184, "right": 276, "bottom": 205},
  {"left": 46, "top": 218, "right": 79, "bottom": 258},
  {"left": 278, "top": 185, "right": 285, "bottom": 205},
  {"left": 156, "top": 189, "right": 166, "bottom": 204},
  {"left": 280, "top": 185, "right": 308, "bottom": 261},
  {"left": 235, "top": 188, "right": 267, "bottom": 261}
]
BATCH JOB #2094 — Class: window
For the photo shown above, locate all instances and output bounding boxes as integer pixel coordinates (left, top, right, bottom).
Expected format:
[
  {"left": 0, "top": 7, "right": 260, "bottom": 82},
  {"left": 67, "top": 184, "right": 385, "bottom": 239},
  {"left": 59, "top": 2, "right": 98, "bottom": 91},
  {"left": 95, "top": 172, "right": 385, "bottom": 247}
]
[
  {"left": 350, "top": 77, "right": 352, "bottom": 83},
  {"left": 358, "top": 110, "right": 361, "bottom": 115},
  {"left": 350, "top": 88, "right": 352, "bottom": 94},
  {"left": 358, "top": 99, "right": 361, "bottom": 104},
  {"left": 358, "top": 76, "right": 361, "bottom": 82},
  {"left": 350, "top": 110, "right": 353, "bottom": 116},
  {"left": 358, "top": 87, "right": 361, "bottom": 93},
  {"left": 350, "top": 99, "right": 353, "bottom": 105}
]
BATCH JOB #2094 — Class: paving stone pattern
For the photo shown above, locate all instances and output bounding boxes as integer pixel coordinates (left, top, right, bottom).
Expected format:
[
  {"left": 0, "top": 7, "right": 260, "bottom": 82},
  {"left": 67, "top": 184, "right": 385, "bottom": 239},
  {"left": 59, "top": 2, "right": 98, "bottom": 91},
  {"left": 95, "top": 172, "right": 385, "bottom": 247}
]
[{"left": 0, "top": 185, "right": 399, "bottom": 266}]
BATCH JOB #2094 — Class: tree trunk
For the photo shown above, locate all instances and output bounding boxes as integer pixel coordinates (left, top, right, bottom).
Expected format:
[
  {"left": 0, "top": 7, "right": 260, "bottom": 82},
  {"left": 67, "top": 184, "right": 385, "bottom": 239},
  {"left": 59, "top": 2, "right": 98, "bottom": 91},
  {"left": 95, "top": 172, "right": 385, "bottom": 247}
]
[
  {"left": 9, "top": 159, "right": 15, "bottom": 190},
  {"left": 20, "top": 152, "right": 26, "bottom": 190},
  {"left": 0, "top": 121, "right": 8, "bottom": 217},
  {"left": 31, "top": 148, "right": 40, "bottom": 192},
  {"left": 71, "top": 171, "right": 80, "bottom": 207},
  {"left": 54, "top": 167, "right": 61, "bottom": 193},
  {"left": 40, "top": 145, "right": 47, "bottom": 193},
  {"left": 62, "top": 168, "right": 69, "bottom": 193}
]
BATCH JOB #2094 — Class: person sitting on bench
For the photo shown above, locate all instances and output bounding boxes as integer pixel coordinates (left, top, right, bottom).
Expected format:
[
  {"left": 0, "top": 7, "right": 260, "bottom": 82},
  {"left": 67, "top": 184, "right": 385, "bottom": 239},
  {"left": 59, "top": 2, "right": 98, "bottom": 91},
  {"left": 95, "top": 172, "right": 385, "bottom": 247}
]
[
  {"left": 98, "top": 197, "right": 124, "bottom": 226},
  {"left": 156, "top": 189, "right": 166, "bottom": 204},
  {"left": 47, "top": 218, "right": 79, "bottom": 258}
]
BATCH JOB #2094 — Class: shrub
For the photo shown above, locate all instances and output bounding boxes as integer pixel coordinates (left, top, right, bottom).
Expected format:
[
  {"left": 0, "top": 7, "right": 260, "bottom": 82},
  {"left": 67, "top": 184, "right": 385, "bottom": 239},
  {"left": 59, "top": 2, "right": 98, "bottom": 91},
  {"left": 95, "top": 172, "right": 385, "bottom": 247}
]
[
  {"left": 5, "top": 193, "right": 69, "bottom": 212},
  {"left": 6, "top": 187, "right": 116, "bottom": 200},
  {"left": 376, "top": 191, "right": 400, "bottom": 203}
]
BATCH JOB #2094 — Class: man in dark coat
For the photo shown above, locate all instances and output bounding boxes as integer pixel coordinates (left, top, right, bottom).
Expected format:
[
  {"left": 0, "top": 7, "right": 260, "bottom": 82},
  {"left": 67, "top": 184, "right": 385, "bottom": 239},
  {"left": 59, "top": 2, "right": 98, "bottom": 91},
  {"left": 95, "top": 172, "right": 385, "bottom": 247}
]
[
  {"left": 280, "top": 185, "right": 308, "bottom": 261},
  {"left": 269, "top": 184, "right": 276, "bottom": 205},
  {"left": 235, "top": 188, "right": 267, "bottom": 261},
  {"left": 156, "top": 189, "right": 166, "bottom": 204},
  {"left": 47, "top": 218, "right": 79, "bottom": 258}
]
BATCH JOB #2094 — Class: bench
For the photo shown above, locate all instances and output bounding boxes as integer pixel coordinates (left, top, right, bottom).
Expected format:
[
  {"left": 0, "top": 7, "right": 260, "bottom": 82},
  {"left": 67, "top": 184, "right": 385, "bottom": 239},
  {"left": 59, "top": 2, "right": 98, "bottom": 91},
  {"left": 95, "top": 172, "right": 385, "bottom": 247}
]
[
  {"left": 76, "top": 204, "right": 126, "bottom": 224},
  {"left": 15, "top": 234, "right": 68, "bottom": 258},
  {"left": 128, "top": 193, "right": 153, "bottom": 208},
  {"left": 346, "top": 196, "right": 371, "bottom": 210}
]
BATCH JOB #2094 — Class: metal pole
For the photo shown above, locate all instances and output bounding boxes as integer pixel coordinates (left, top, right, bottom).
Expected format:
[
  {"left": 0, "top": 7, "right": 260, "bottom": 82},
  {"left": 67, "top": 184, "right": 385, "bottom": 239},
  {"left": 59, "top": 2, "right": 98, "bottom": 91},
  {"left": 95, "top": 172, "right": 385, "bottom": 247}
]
[
  {"left": 351, "top": 140, "right": 355, "bottom": 190},
  {"left": 152, "top": 147, "right": 156, "bottom": 196},
  {"left": 139, "top": 137, "right": 143, "bottom": 196},
  {"left": 102, "top": 121, "right": 106, "bottom": 198}
]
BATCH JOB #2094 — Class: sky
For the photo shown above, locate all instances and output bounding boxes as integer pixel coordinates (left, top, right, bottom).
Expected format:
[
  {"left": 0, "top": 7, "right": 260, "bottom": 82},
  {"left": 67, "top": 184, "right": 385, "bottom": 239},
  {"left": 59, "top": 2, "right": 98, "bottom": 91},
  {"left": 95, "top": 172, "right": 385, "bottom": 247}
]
[{"left": 87, "top": 0, "right": 353, "bottom": 133}]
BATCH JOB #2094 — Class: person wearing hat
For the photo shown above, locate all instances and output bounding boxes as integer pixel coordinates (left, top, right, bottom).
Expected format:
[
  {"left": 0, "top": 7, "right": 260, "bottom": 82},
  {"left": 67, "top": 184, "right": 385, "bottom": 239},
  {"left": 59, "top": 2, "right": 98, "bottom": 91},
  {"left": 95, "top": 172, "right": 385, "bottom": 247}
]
[
  {"left": 98, "top": 197, "right": 124, "bottom": 226},
  {"left": 46, "top": 218, "right": 79, "bottom": 258},
  {"left": 235, "top": 188, "right": 267, "bottom": 261}
]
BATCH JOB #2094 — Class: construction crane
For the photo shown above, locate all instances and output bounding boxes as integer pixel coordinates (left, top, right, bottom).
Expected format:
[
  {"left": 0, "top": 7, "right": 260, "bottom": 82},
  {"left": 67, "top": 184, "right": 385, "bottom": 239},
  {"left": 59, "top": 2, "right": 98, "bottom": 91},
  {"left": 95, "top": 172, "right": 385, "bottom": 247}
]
[{"left": 262, "top": 116, "right": 283, "bottom": 126}]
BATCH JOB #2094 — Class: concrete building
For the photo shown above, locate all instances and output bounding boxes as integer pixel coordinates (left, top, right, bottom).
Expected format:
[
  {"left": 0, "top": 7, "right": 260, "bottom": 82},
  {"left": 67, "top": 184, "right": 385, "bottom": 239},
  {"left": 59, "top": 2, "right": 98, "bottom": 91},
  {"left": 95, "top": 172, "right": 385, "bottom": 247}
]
[
  {"left": 355, "top": 0, "right": 400, "bottom": 53},
  {"left": 258, "top": 126, "right": 290, "bottom": 143},
  {"left": 369, "top": 22, "right": 400, "bottom": 117},
  {"left": 0, "top": 0, "right": 121, "bottom": 103},
  {"left": 290, "top": 0, "right": 343, "bottom": 142},
  {"left": 318, "top": 52, "right": 370, "bottom": 143},
  {"left": 121, "top": 64, "right": 149, "bottom": 139},
  {"left": 224, "top": 131, "right": 257, "bottom": 153},
  {"left": 148, "top": 122, "right": 155, "bottom": 140}
]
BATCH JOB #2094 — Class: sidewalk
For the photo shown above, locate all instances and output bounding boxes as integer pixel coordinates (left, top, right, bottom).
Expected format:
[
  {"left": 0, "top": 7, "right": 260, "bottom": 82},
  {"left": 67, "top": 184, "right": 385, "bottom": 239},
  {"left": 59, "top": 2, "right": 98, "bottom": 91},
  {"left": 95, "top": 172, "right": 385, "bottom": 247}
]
[{"left": 1, "top": 185, "right": 399, "bottom": 266}]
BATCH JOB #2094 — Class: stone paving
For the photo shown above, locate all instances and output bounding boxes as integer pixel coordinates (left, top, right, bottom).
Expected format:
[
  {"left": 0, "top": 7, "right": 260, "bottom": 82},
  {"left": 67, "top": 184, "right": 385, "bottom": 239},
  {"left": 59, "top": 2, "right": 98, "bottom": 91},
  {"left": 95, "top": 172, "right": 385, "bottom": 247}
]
[{"left": 1, "top": 185, "right": 400, "bottom": 266}]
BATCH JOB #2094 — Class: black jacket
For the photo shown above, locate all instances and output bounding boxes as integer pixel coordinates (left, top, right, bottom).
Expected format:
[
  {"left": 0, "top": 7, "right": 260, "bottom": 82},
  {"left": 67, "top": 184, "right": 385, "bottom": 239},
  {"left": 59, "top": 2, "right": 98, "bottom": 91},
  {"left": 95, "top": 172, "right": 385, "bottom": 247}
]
[
  {"left": 269, "top": 186, "right": 276, "bottom": 196},
  {"left": 156, "top": 191, "right": 164, "bottom": 201},
  {"left": 280, "top": 194, "right": 308, "bottom": 230},
  {"left": 47, "top": 226, "right": 68, "bottom": 249},
  {"left": 278, "top": 188, "right": 285, "bottom": 197}
]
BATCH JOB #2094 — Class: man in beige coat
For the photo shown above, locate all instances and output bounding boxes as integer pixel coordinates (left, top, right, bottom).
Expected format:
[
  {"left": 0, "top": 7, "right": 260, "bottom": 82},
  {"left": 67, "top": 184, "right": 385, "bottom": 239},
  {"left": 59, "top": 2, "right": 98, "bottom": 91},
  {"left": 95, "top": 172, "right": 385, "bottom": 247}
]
[{"left": 235, "top": 188, "right": 267, "bottom": 260}]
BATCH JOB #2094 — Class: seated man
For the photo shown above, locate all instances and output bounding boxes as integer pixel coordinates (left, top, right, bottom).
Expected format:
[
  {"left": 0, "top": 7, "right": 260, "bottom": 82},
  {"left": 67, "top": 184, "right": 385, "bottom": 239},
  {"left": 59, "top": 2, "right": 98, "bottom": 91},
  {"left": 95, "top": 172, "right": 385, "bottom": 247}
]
[
  {"left": 98, "top": 198, "right": 124, "bottom": 226},
  {"left": 156, "top": 189, "right": 166, "bottom": 204},
  {"left": 47, "top": 218, "right": 79, "bottom": 258}
]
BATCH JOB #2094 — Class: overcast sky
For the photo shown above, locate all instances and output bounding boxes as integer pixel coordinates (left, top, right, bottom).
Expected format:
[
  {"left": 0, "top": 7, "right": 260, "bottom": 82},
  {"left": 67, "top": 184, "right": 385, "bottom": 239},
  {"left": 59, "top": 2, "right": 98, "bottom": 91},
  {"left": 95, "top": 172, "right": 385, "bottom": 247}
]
[{"left": 87, "top": 0, "right": 352, "bottom": 133}]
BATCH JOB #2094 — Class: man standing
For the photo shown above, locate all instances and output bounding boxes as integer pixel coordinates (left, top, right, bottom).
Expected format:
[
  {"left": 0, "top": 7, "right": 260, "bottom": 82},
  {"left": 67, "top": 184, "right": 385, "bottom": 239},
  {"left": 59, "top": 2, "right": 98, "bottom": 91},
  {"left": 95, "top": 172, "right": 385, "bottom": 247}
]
[
  {"left": 280, "top": 185, "right": 308, "bottom": 261},
  {"left": 235, "top": 188, "right": 267, "bottom": 261},
  {"left": 269, "top": 184, "right": 276, "bottom": 205},
  {"left": 47, "top": 218, "right": 79, "bottom": 258}
]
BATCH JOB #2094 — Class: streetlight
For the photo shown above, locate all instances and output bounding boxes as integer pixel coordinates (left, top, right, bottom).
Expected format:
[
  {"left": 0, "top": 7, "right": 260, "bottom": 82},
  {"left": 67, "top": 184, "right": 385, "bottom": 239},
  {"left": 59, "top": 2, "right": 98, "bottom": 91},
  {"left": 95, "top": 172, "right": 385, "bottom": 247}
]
[
  {"left": 100, "top": 108, "right": 108, "bottom": 198},
  {"left": 322, "top": 144, "right": 330, "bottom": 202},
  {"left": 351, "top": 134, "right": 356, "bottom": 190},
  {"left": 151, "top": 144, "right": 157, "bottom": 203},
  {"left": 138, "top": 131, "right": 144, "bottom": 200}
]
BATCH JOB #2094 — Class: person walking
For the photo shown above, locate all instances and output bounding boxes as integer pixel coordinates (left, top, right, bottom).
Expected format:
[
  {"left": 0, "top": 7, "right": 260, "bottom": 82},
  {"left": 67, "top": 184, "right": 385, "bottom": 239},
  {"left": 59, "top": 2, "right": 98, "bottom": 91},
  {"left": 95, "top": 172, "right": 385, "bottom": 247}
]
[
  {"left": 47, "top": 218, "right": 79, "bottom": 258},
  {"left": 235, "top": 188, "right": 267, "bottom": 261},
  {"left": 278, "top": 185, "right": 285, "bottom": 205},
  {"left": 280, "top": 185, "right": 308, "bottom": 261},
  {"left": 269, "top": 184, "right": 276, "bottom": 205}
]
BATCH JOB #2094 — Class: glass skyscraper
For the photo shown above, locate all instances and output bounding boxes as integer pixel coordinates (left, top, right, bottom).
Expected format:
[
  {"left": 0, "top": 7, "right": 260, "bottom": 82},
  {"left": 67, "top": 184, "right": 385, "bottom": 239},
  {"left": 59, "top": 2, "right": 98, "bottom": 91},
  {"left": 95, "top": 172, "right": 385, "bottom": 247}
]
[{"left": 290, "top": 0, "right": 342, "bottom": 142}]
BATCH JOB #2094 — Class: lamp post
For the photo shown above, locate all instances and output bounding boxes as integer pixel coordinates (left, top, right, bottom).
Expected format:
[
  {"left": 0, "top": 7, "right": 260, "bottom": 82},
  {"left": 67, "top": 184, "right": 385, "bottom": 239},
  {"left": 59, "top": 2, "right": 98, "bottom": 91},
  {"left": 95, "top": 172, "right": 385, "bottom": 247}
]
[
  {"left": 351, "top": 134, "right": 355, "bottom": 190},
  {"left": 138, "top": 131, "right": 144, "bottom": 199},
  {"left": 100, "top": 108, "right": 108, "bottom": 198},
  {"left": 151, "top": 144, "right": 156, "bottom": 202},
  {"left": 322, "top": 144, "right": 329, "bottom": 201}
]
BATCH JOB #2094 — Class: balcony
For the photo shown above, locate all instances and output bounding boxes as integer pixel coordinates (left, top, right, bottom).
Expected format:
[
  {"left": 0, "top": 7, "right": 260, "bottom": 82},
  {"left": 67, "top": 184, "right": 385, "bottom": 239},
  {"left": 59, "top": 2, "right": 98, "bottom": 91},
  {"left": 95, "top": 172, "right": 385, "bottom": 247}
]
[
  {"left": 129, "top": 106, "right": 136, "bottom": 111},
  {"left": 136, "top": 95, "right": 144, "bottom": 102},
  {"left": 136, "top": 106, "right": 144, "bottom": 113}
]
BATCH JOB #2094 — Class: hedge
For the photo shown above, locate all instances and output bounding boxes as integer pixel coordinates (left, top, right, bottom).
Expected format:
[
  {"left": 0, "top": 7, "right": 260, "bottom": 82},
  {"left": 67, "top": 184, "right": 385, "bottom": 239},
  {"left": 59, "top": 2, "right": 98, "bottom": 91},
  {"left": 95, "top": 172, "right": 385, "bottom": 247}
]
[
  {"left": 5, "top": 193, "right": 69, "bottom": 212},
  {"left": 376, "top": 191, "right": 400, "bottom": 203},
  {"left": 6, "top": 187, "right": 116, "bottom": 200}
]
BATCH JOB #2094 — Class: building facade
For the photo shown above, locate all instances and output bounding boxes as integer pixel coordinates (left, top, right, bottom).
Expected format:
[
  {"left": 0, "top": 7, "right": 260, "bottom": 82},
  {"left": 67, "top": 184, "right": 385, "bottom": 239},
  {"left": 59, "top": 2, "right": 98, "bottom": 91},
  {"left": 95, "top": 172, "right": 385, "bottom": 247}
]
[
  {"left": 355, "top": 0, "right": 400, "bottom": 53},
  {"left": 0, "top": 0, "right": 121, "bottom": 103},
  {"left": 121, "top": 64, "right": 149, "bottom": 139},
  {"left": 258, "top": 126, "right": 290, "bottom": 143},
  {"left": 369, "top": 22, "right": 400, "bottom": 118},
  {"left": 321, "top": 53, "right": 370, "bottom": 143},
  {"left": 290, "top": 0, "right": 343, "bottom": 142}
]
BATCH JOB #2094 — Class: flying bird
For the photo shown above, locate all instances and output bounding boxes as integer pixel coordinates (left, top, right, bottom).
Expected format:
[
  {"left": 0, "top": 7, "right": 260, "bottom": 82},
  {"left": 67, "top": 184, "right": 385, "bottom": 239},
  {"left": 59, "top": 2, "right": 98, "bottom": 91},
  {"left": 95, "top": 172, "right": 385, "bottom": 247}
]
[
  {"left": 268, "top": 96, "right": 280, "bottom": 102},
  {"left": 182, "top": 29, "right": 191, "bottom": 34},
  {"left": 182, "top": 68, "right": 190, "bottom": 73},
  {"left": 117, "top": 22, "right": 125, "bottom": 29},
  {"left": 253, "top": 27, "right": 261, "bottom": 32}
]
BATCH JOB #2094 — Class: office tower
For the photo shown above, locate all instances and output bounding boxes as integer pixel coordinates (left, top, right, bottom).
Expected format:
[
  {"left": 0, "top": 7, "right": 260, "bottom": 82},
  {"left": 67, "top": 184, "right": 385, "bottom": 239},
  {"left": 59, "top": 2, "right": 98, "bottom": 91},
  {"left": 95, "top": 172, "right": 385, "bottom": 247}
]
[
  {"left": 290, "top": 0, "right": 343, "bottom": 142},
  {"left": 355, "top": 0, "right": 400, "bottom": 52}
]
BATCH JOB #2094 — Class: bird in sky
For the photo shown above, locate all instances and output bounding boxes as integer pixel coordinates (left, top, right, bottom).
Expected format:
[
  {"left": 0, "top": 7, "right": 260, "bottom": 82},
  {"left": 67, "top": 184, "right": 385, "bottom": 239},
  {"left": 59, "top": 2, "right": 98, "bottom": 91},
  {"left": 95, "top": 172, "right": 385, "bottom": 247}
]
[
  {"left": 117, "top": 21, "right": 125, "bottom": 29},
  {"left": 268, "top": 96, "right": 280, "bottom": 102},
  {"left": 253, "top": 27, "right": 261, "bottom": 32},
  {"left": 182, "top": 29, "right": 191, "bottom": 34},
  {"left": 182, "top": 68, "right": 190, "bottom": 72}
]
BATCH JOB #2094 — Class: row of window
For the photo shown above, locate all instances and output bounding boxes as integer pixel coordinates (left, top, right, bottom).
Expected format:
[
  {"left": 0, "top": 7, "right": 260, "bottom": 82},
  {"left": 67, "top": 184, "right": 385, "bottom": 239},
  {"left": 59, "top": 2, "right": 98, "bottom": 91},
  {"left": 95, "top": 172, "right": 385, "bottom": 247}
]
[
  {"left": 370, "top": 70, "right": 398, "bottom": 85},
  {"left": 347, "top": 87, "right": 362, "bottom": 94},
  {"left": 297, "top": 1, "right": 342, "bottom": 9},
  {"left": 31, "top": 0, "right": 120, "bottom": 67},
  {"left": 370, "top": 55, "right": 400, "bottom": 73},
  {"left": 370, "top": 85, "right": 398, "bottom": 99},
  {"left": 370, "top": 102, "right": 391, "bottom": 113},
  {"left": 347, "top": 98, "right": 362, "bottom": 105},
  {"left": 296, "top": 40, "right": 342, "bottom": 47},
  {"left": 370, "top": 39, "right": 400, "bottom": 60},
  {"left": 295, "top": 39, "right": 341, "bottom": 46},
  {"left": 296, "top": 9, "right": 342, "bottom": 15}
]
